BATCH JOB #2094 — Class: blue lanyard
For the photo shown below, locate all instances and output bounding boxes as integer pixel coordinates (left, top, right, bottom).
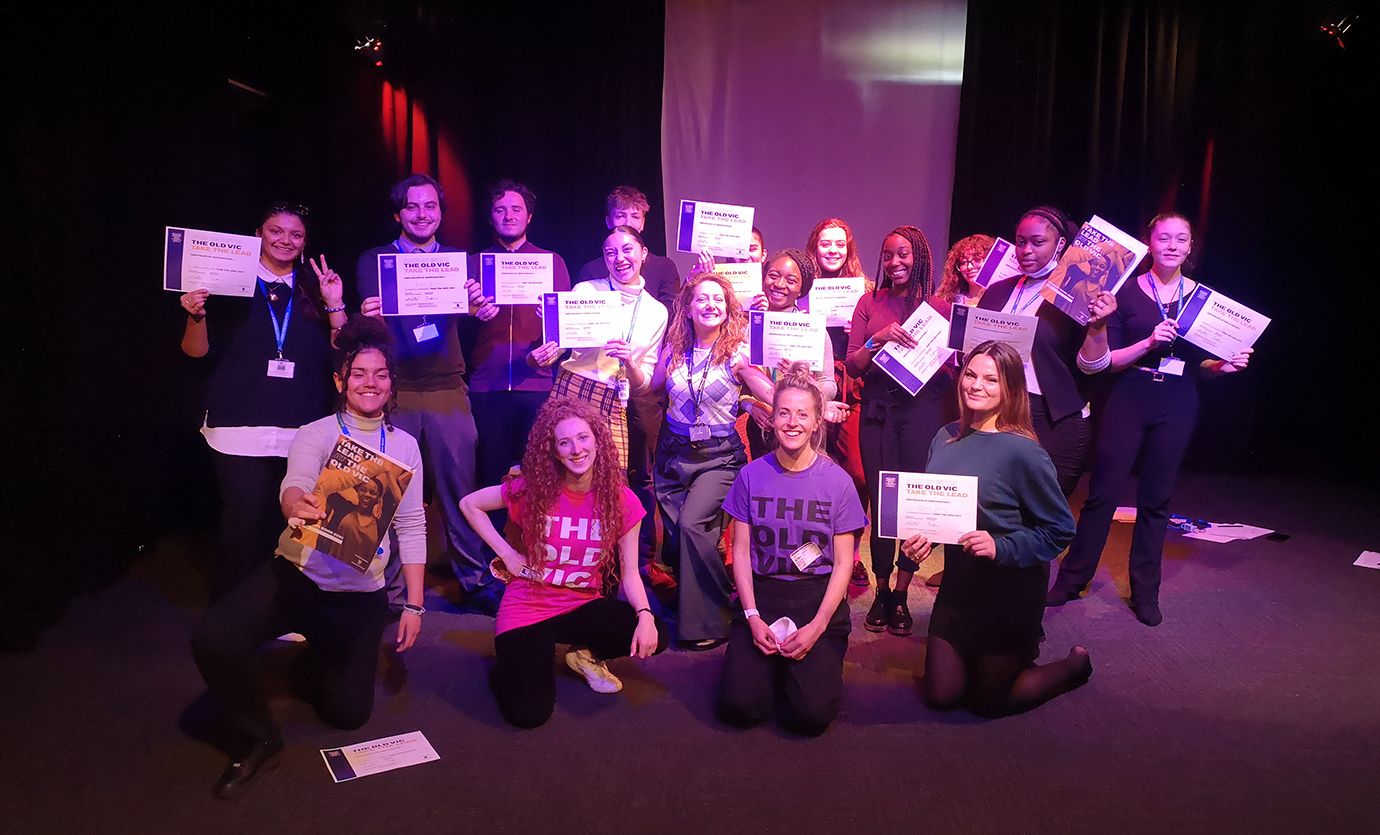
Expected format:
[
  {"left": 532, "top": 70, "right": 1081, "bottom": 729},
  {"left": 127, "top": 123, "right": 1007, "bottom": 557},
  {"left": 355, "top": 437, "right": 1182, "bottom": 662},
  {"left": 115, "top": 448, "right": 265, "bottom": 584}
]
[
  {"left": 257, "top": 278, "right": 294, "bottom": 358},
  {"left": 1147, "top": 273, "right": 1184, "bottom": 320},
  {"left": 1012, "top": 278, "right": 1043, "bottom": 315},
  {"left": 337, "top": 411, "right": 386, "bottom": 453}
]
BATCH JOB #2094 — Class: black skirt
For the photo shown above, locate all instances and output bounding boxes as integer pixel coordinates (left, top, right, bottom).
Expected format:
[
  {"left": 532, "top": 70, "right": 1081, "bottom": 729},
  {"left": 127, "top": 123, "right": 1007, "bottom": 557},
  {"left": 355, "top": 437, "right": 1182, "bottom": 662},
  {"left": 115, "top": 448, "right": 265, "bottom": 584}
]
[{"left": 927, "top": 549, "right": 1048, "bottom": 660}]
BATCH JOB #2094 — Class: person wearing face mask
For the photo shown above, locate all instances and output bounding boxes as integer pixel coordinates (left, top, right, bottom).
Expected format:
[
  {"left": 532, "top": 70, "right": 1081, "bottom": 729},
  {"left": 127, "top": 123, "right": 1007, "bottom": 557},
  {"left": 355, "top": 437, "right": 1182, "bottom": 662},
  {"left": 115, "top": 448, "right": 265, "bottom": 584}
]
[
  {"left": 541, "top": 225, "right": 669, "bottom": 475},
  {"left": 976, "top": 206, "right": 1117, "bottom": 497},
  {"left": 179, "top": 202, "right": 346, "bottom": 597},
  {"left": 575, "top": 185, "right": 682, "bottom": 310},
  {"left": 467, "top": 179, "right": 574, "bottom": 504},
  {"left": 357, "top": 173, "right": 503, "bottom": 613},
  {"left": 939, "top": 234, "right": 997, "bottom": 307},
  {"left": 1046, "top": 213, "right": 1253, "bottom": 626},
  {"left": 717, "top": 364, "right": 867, "bottom": 736},
  {"left": 190, "top": 316, "right": 426, "bottom": 798},
  {"left": 846, "top": 226, "right": 956, "bottom": 638},
  {"left": 650, "top": 272, "right": 775, "bottom": 648}
]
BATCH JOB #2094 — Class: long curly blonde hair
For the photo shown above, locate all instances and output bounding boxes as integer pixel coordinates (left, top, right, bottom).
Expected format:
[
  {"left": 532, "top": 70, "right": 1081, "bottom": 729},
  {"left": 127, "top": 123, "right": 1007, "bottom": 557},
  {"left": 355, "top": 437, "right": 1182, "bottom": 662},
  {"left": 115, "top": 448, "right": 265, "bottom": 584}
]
[{"left": 664, "top": 272, "right": 748, "bottom": 373}]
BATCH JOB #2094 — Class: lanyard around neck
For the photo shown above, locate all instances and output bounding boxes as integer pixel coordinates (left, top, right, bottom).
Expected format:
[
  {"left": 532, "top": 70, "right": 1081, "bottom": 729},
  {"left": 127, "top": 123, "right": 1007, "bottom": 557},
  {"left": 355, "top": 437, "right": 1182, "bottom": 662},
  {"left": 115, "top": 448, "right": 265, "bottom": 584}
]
[
  {"left": 685, "top": 344, "right": 715, "bottom": 422},
  {"left": 1012, "top": 278, "right": 1044, "bottom": 315},
  {"left": 1147, "top": 273, "right": 1185, "bottom": 321},
  {"left": 338, "top": 411, "right": 386, "bottom": 453},
  {"left": 258, "top": 278, "right": 294, "bottom": 358}
]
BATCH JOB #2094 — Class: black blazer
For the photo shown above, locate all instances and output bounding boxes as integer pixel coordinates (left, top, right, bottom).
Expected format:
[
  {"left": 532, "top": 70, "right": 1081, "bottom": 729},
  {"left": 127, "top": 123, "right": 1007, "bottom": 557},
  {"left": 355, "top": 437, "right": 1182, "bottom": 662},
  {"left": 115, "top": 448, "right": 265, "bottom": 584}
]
[{"left": 977, "top": 277, "right": 1091, "bottom": 422}]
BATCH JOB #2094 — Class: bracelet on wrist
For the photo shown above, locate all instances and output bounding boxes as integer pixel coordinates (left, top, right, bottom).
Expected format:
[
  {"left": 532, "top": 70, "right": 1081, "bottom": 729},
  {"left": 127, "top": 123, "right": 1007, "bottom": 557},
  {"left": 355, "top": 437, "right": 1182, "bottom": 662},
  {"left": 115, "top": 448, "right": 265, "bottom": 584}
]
[
  {"left": 324, "top": 304, "right": 347, "bottom": 313},
  {"left": 743, "top": 608, "right": 760, "bottom": 621},
  {"left": 402, "top": 603, "right": 425, "bottom": 616},
  {"left": 635, "top": 607, "right": 653, "bottom": 617}
]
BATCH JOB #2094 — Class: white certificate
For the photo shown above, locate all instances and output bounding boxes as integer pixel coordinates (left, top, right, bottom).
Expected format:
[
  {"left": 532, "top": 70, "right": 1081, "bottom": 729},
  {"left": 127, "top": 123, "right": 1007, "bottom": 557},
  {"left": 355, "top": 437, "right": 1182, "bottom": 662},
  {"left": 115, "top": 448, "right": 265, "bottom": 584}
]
[
  {"left": 1174, "top": 284, "right": 1270, "bottom": 360},
  {"left": 876, "top": 471, "right": 979, "bottom": 546},
  {"left": 377, "top": 252, "right": 470, "bottom": 316},
  {"left": 320, "top": 731, "right": 440, "bottom": 783},
  {"left": 163, "top": 226, "right": 261, "bottom": 297},
  {"left": 479, "top": 251, "right": 553, "bottom": 305},
  {"left": 806, "top": 276, "right": 866, "bottom": 327},
  {"left": 541, "top": 291, "right": 623, "bottom": 348},
  {"left": 971, "top": 237, "right": 1022, "bottom": 288},
  {"left": 748, "top": 311, "right": 826, "bottom": 371},
  {"left": 714, "top": 262, "right": 762, "bottom": 305},
  {"left": 947, "top": 306, "right": 1039, "bottom": 361},
  {"left": 871, "top": 302, "right": 956, "bottom": 396},
  {"left": 675, "top": 199, "right": 755, "bottom": 259}
]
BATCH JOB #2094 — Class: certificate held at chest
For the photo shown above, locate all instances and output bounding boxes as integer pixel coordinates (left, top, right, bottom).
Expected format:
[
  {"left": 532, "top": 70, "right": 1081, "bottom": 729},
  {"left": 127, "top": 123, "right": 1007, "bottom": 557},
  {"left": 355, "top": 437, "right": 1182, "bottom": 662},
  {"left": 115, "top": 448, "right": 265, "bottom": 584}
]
[
  {"left": 377, "top": 252, "right": 470, "bottom": 316},
  {"left": 480, "top": 252, "right": 554, "bottom": 305},
  {"left": 748, "top": 311, "right": 826, "bottom": 371},
  {"left": 871, "top": 302, "right": 956, "bottom": 396},
  {"left": 542, "top": 291, "right": 624, "bottom": 348},
  {"left": 163, "top": 226, "right": 261, "bottom": 297},
  {"left": 676, "top": 199, "right": 755, "bottom": 259},
  {"left": 876, "top": 471, "right": 979, "bottom": 546}
]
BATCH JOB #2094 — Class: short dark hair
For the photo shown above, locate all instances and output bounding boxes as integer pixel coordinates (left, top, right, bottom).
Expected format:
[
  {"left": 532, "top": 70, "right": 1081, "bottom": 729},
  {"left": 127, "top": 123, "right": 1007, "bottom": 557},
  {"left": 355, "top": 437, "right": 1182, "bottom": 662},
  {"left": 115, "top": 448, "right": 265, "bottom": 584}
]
[
  {"left": 389, "top": 173, "right": 446, "bottom": 215},
  {"left": 487, "top": 179, "right": 537, "bottom": 215},
  {"left": 765, "top": 248, "right": 817, "bottom": 298},
  {"left": 605, "top": 186, "right": 650, "bottom": 216}
]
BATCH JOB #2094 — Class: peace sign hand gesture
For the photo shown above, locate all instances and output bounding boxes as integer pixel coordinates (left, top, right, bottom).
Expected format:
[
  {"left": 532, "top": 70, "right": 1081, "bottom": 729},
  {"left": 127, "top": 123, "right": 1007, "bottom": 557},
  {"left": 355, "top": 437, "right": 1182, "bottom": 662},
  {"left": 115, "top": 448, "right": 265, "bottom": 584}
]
[{"left": 310, "top": 255, "right": 345, "bottom": 308}]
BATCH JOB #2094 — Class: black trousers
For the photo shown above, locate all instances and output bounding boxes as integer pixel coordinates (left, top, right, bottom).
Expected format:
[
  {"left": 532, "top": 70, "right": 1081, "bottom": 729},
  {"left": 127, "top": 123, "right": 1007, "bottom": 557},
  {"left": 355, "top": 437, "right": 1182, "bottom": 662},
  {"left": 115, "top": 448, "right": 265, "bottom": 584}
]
[
  {"left": 718, "top": 576, "right": 850, "bottom": 736},
  {"left": 626, "top": 397, "right": 663, "bottom": 564},
  {"left": 191, "top": 558, "right": 389, "bottom": 749},
  {"left": 1029, "top": 394, "right": 1091, "bottom": 497},
  {"left": 490, "top": 597, "right": 669, "bottom": 728},
  {"left": 1054, "top": 373, "right": 1198, "bottom": 604},
  {"left": 472, "top": 390, "right": 548, "bottom": 489},
  {"left": 210, "top": 451, "right": 288, "bottom": 598},
  {"left": 859, "top": 383, "right": 954, "bottom": 582}
]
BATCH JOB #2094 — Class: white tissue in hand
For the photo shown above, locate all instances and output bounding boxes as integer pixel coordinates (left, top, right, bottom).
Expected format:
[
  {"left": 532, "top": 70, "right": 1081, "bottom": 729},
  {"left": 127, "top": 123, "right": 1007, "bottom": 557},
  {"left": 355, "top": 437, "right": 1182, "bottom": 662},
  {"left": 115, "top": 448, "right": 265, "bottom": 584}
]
[{"left": 769, "top": 617, "right": 798, "bottom": 643}]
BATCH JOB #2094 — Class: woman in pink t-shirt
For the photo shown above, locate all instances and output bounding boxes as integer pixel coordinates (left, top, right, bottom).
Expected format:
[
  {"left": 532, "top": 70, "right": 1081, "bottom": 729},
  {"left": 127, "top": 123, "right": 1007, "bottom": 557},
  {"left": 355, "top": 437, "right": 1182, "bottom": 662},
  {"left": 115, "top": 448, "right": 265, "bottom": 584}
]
[{"left": 460, "top": 397, "right": 666, "bottom": 728}]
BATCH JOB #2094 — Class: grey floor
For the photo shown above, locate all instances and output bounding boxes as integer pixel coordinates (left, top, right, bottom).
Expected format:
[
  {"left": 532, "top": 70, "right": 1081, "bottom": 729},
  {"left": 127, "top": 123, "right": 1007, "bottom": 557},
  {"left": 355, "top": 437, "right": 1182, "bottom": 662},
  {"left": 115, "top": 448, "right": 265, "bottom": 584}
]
[{"left": 2, "top": 473, "right": 1377, "bottom": 834}]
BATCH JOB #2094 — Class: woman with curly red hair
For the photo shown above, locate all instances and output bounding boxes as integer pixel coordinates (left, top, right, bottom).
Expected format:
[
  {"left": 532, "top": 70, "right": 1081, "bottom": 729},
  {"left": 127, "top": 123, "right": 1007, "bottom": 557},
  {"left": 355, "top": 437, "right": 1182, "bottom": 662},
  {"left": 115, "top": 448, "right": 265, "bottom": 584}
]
[
  {"left": 460, "top": 397, "right": 667, "bottom": 728},
  {"left": 939, "top": 234, "right": 997, "bottom": 306},
  {"left": 650, "top": 272, "right": 774, "bottom": 649}
]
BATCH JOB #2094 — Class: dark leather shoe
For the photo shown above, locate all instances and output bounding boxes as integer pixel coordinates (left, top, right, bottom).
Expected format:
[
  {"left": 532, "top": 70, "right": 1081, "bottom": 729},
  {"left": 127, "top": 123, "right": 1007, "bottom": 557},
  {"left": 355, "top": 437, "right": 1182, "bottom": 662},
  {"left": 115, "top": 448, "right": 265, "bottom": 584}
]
[
  {"left": 887, "top": 598, "right": 914, "bottom": 637},
  {"left": 1045, "top": 585, "right": 1080, "bottom": 607},
  {"left": 214, "top": 738, "right": 284, "bottom": 799},
  {"left": 864, "top": 588, "right": 890, "bottom": 632},
  {"left": 1132, "top": 601, "right": 1163, "bottom": 627}
]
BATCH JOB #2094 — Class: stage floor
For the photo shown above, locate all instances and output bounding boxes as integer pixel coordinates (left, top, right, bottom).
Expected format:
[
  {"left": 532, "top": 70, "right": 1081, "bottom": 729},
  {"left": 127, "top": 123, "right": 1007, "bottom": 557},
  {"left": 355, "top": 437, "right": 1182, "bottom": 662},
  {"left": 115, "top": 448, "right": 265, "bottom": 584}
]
[{"left": 2, "top": 473, "right": 1377, "bottom": 834}]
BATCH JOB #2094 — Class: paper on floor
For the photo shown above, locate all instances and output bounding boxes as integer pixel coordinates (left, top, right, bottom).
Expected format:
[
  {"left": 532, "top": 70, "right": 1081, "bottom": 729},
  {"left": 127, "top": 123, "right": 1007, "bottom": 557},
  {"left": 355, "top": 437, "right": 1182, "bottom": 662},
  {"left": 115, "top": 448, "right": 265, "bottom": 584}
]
[
  {"left": 321, "top": 731, "right": 439, "bottom": 783},
  {"left": 1182, "top": 523, "right": 1274, "bottom": 543},
  {"left": 1354, "top": 551, "right": 1380, "bottom": 570}
]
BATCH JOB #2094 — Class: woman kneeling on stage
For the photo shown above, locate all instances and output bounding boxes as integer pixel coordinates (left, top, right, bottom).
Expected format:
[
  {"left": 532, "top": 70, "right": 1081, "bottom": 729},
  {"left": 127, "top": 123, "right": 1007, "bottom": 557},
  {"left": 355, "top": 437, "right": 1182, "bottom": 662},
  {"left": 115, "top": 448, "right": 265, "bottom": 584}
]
[
  {"left": 907, "top": 341, "right": 1092, "bottom": 718},
  {"left": 717, "top": 364, "right": 867, "bottom": 735},
  {"left": 460, "top": 397, "right": 667, "bottom": 728}
]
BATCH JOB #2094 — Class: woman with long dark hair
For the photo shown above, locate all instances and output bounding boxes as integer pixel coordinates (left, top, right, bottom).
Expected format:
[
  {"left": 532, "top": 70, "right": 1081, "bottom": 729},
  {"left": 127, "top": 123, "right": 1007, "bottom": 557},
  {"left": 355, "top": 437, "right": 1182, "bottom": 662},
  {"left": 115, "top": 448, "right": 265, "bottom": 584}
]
[
  {"left": 179, "top": 202, "right": 347, "bottom": 595},
  {"left": 903, "top": 341, "right": 1090, "bottom": 717},
  {"left": 1047, "top": 213, "right": 1253, "bottom": 625},
  {"left": 460, "top": 397, "right": 667, "bottom": 727},
  {"left": 845, "top": 226, "right": 956, "bottom": 637}
]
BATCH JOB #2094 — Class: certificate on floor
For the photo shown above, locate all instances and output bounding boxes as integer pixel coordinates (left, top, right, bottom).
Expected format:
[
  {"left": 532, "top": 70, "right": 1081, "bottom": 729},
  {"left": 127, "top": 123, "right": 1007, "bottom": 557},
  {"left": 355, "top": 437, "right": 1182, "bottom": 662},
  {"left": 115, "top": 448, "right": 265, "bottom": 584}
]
[{"left": 320, "top": 731, "right": 439, "bottom": 783}]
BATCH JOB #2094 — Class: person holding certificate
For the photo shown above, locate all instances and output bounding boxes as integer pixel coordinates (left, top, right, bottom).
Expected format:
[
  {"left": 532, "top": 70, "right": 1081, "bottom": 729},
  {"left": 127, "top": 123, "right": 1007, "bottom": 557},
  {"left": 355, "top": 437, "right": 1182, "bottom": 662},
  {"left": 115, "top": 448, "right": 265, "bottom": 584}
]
[
  {"left": 357, "top": 173, "right": 500, "bottom": 614},
  {"left": 191, "top": 316, "right": 427, "bottom": 798},
  {"left": 718, "top": 364, "right": 867, "bottom": 735},
  {"left": 845, "top": 225, "right": 955, "bottom": 637},
  {"left": 650, "top": 272, "right": 774, "bottom": 648},
  {"left": 976, "top": 206, "right": 1117, "bottom": 496},
  {"left": 743, "top": 248, "right": 840, "bottom": 458},
  {"left": 1047, "top": 214, "right": 1253, "bottom": 625},
  {"left": 543, "top": 225, "right": 669, "bottom": 472},
  {"left": 901, "top": 341, "right": 1090, "bottom": 718},
  {"left": 459, "top": 397, "right": 667, "bottom": 728},
  {"left": 939, "top": 234, "right": 996, "bottom": 307},
  {"left": 179, "top": 202, "right": 346, "bottom": 596}
]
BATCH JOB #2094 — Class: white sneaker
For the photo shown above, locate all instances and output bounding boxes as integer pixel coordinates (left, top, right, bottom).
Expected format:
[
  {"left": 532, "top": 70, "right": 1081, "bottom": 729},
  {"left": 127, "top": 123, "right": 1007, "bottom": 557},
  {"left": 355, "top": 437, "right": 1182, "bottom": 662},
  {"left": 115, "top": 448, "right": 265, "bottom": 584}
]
[
  {"left": 564, "top": 648, "right": 622, "bottom": 694},
  {"left": 275, "top": 632, "right": 307, "bottom": 643}
]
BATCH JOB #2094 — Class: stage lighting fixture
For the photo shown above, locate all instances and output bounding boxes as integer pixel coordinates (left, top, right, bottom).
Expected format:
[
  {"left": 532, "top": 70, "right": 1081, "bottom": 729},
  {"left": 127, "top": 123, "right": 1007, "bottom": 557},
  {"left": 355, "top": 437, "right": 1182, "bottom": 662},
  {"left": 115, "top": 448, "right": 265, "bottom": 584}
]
[{"left": 354, "top": 36, "right": 385, "bottom": 67}]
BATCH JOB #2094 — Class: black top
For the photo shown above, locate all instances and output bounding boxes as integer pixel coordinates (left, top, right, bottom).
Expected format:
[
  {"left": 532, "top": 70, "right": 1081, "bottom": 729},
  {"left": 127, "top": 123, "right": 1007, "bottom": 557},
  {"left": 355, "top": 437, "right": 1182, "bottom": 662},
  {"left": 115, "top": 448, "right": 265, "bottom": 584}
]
[
  {"left": 204, "top": 272, "right": 333, "bottom": 428},
  {"left": 1109, "top": 276, "right": 1211, "bottom": 385},
  {"left": 577, "top": 252, "right": 681, "bottom": 311},
  {"left": 356, "top": 241, "right": 466, "bottom": 391},
  {"left": 978, "top": 277, "right": 1091, "bottom": 422}
]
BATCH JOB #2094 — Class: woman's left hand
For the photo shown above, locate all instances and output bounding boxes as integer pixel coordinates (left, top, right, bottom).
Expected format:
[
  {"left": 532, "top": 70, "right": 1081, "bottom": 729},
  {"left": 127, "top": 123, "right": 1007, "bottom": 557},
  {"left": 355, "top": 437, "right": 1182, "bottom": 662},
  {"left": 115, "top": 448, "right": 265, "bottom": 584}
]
[
  {"left": 603, "top": 339, "right": 633, "bottom": 362},
  {"left": 310, "top": 256, "right": 345, "bottom": 307},
  {"left": 1086, "top": 290, "right": 1117, "bottom": 325},
  {"left": 395, "top": 611, "right": 422, "bottom": 653},
  {"left": 466, "top": 279, "right": 500, "bottom": 321},
  {"left": 630, "top": 614, "right": 659, "bottom": 658},
  {"left": 823, "top": 400, "right": 849, "bottom": 424},
  {"left": 528, "top": 341, "right": 562, "bottom": 368},
  {"left": 958, "top": 530, "right": 997, "bottom": 559},
  {"left": 1221, "top": 347, "right": 1253, "bottom": 373},
  {"left": 779, "top": 619, "right": 824, "bottom": 660}
]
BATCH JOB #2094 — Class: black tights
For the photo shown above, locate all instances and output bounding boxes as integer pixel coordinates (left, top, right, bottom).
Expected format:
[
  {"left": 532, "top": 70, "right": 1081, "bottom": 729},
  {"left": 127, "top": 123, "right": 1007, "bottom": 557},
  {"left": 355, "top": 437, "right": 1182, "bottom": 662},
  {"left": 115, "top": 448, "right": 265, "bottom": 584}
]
[{"left": 922, "top": 636, "right": 1092, "bottom": 718}]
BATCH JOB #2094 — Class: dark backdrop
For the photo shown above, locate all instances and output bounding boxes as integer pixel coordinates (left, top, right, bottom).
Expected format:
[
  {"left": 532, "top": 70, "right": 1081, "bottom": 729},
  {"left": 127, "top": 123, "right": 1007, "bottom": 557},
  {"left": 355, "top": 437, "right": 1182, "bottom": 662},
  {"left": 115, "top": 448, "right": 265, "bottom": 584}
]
[
  {"left": 2, "top": 1, "right": 1369, "bottom": 645},
  {"left": 950, "top": 0, "right": 1370, "bottom": 482}
]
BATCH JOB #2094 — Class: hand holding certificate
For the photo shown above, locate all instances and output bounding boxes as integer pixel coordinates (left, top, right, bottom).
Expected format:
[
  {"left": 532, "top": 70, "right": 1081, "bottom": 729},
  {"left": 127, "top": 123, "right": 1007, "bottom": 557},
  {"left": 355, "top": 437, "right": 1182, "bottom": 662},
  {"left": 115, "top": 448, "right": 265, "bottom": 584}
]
[
  {"left": 748, "top": 311, "right": 826, "bottom": 371},
  {"left": 1173, "top": 284, "right": 1270, "bottom": 360},
  {"left": 480, "top": 252, "right": 554, "bottom": 305},
  {"left": 871, "top": 302, "right": 956, "bottom": 396},
  {"left": 676, "top": 199, "right": 755, "bottom": 259},
  {"left": 876, "top": 471, "right": 979, "bottom": 546},
  {"left": 164, "top": 226, "right": 261, "bottom": 297},
  {"left": 377, "top": 252, "right": 470, "bottom": 316},
  {"left": 542, "top": 291, "right": 623, "bottom": 348}
]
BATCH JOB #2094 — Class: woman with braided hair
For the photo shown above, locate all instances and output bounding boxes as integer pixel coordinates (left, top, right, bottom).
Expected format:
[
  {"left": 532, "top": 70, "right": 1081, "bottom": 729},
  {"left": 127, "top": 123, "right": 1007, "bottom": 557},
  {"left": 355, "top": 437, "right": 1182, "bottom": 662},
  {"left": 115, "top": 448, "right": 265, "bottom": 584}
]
[{"left": 845, "top": 225, "right": 957, "bottom": 637}]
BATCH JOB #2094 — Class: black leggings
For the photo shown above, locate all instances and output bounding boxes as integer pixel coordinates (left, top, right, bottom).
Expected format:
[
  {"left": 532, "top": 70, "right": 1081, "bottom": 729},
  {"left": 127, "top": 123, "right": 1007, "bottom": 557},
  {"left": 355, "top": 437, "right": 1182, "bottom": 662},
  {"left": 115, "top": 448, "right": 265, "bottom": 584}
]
[
  {"left": 922, "top": 636, "right": 1090, "bottom": 718},
  {"left": 490, "top": 597, "right": 669, "bottom": 728}
]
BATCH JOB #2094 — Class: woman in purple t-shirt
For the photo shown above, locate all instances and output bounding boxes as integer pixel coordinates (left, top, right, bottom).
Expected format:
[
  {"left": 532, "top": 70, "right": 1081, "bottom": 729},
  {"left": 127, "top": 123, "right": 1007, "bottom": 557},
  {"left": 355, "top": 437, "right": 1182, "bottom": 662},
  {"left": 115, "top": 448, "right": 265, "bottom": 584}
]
[{"left": 718, "top": 364, "right": 868, "bottom": 735}]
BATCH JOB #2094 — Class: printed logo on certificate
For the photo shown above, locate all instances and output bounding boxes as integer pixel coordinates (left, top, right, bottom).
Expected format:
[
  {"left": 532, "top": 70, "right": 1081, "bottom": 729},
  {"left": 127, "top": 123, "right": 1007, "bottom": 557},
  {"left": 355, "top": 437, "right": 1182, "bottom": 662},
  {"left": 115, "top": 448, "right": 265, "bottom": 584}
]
[
  {"left": 748, "top": 310, "right": 826, "bottom": 371},
  {"left": 377, "top": 252, "right": 470, "bottom": 316},
  {"left": 675, "top": 198, "right": 755, "bottom": 259},
  {"left": 971, "top": 238, "right": 1022, "bottom": 289},
  {"left": 163, "top": 226, "right": 261, "bottom": 297},
  {"left": 542, "top": 291, "right": 624, "bottom": 349},
  {"left": 804, "top": 276, "right": 866, "bottom": 328},
  {"left": 876, "top": 470, "right": 978, "bottom": 546},
  {"left": 480, "top": 252, "right": 554, "bottom": 306},
  {"left": 1173, "top": 284, "right": 1270, "bottom": 359},
  {"left": 948, "top": 306, "right": 1038, "bottom": 361}
]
